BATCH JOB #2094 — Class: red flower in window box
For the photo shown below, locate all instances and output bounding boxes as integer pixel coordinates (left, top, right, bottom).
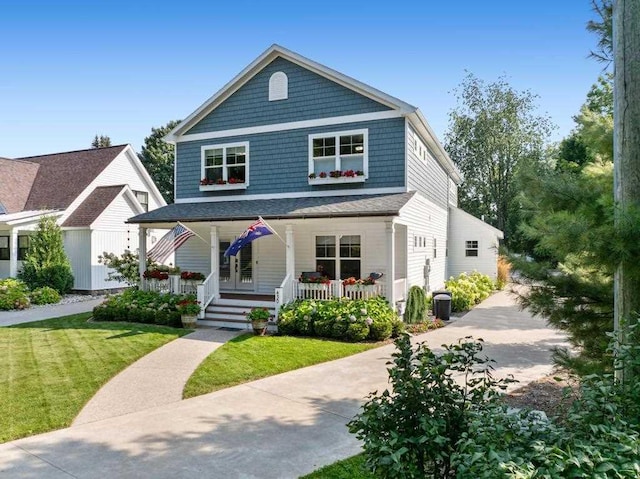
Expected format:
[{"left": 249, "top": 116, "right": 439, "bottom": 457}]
[
  {"left": 355, "top": 170, "right": 365, "bottom": 176},
  {"left": 228, "top": 177, "right": 244, "bottom": 184},
  {"left": 344, "top": 169, "right": 356, "bottom": 178},
  {"left": 329, "top": 170, "right": 342, "bottom": 178},
  {"left": 216, "top": 179, "right": 227, "bottom": 185},
  {"left": 319, "top": 172, "right": 327, "bottom": 178}
]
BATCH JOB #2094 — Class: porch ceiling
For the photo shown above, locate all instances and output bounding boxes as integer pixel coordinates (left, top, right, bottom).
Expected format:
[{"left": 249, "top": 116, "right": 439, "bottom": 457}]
[{"left": 128, "top": 192, "right": 415, "bottom": 224}]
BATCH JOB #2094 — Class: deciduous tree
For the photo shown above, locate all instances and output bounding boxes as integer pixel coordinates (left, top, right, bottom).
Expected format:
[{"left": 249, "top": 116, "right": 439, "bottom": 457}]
[{"left": 138, "top": 120, "right": 180, "bottom": 203}]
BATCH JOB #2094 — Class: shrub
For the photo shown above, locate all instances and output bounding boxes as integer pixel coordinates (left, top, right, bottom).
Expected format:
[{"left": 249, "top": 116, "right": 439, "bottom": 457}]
[
  {"left": 0, "top": 278, "right": 30, "bottom": 310},
  {"left": 30, "top": 286, "right": 61, "bottom": 305},
  {"left": 445, "top": 271, "right": 495, "bottom": 312},
  {"left": 93, "top": 290, "right": 185, "bottom": 327},
  {"left": 277, "top": 296, "right": 398, "bottom": 342},
  {"left": 497, "top": 255, "right": 511, "bottom": 289},
  {"left": 404, "top": 285, "right": 427, "bottom": 324},
  {"left": 348, "top": 335, "right": 515, "bottom": 478},
  {"left": 98, "top": 250, "right": 155, "bottom": 286},
  {"left": 18, "top": 216, "right": 74, "bottom": 294}
]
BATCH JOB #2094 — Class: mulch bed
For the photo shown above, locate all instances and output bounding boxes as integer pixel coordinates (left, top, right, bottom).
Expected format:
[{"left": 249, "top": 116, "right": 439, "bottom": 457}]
[{"left": 503, "top": 371, "right": 580, "bottom": 420}]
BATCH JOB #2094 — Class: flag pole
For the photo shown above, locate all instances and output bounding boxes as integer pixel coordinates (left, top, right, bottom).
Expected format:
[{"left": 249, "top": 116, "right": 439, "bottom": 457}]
[
  {"left": 259, "top": 216, "right": 287, "bottom": 246},
  {"left": 177, "top": 221, "right": 208, "bottom": 244}
]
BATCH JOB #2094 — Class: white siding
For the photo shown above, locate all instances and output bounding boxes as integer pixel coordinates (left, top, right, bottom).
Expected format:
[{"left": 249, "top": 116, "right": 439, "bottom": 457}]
[
  {"left": 399, "top": 192, "right": 449, "bottom": 292},
  {"left": 406, "top": 123, "right": 451, "bottom": 210},
  {"left": 448, "top": 207, "right": 501, "bottom": 280},
  {"left": 64, "top": 230, "right": 92, "bottom": 290}
]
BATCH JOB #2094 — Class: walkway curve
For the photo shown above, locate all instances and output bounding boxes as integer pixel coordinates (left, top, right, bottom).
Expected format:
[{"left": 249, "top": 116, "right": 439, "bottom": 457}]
[{"left": 74, "top": 327, "right": 242, "bottom": 425}]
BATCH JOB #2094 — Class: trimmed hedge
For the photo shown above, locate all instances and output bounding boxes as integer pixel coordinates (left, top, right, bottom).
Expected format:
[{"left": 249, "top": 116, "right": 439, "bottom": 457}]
[
  {"left": 92, "top": 289, "right": 188, "bottom": 327},
  {"left": 445, "top": 271, "right": 495, "bottom": 312},
  {"left": 30, "top": 286, "right": 62, "bottom": 305},
  {"left": 278, "top": 296, "right": 403, "bottom": 342}
]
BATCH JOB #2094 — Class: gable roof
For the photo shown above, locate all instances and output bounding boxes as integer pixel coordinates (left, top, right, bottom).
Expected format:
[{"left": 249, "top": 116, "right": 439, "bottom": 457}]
[
  {"left": 0, "top": 157, "right": 40, "bottom": 213},
  {"left": 62, "top": 185, "right": 127, "bottom": 227},
  {"left": 129, "top": 192, "right": 416, "bottom": 224},
  {"left": 164, "top": 44, "right": 461, "bottom": 183},
  {"left": 449, "top": 206, "right": 504, "bottom": 238},
  {"left": 18, "top": 145, "right": 128, "bottom": 210}
]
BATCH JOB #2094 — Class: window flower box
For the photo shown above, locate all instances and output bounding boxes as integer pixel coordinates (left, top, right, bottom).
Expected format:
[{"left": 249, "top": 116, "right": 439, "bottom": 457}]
[
  {"left": 199, "top": 178, "right": 247, "bottom": 191},
  {"left": 308, "top": 170, "right": 366, "bottom": 186}
]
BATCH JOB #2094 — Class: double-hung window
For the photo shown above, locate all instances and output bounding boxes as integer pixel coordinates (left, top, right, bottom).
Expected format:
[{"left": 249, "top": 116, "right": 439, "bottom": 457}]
[
  {"left": 465, "top": 240, "right": 479, "bottom": 257},
  {"left": 18, "top": 235, "right": 29, "bottom": 260},
  {"left": 315, "top": 235, "right": 361, "bottom": 280},
  {"left": 308, "top": 129, "right": 368, "bottom": 184},
  {"left": 201, "top": 142, "right": 249, "bottom": 190},
  {"left": 0, "top": 236, "right": 8, "bottom": 260},
  {"left": 133, "top": 191, "right": 149, "bottom": 212}
]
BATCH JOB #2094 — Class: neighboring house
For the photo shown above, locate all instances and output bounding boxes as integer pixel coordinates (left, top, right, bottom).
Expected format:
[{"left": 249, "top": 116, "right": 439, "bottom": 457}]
[
  {"left": 128, "top": 44, "right": 502, "bottom": 327},
  {"left": 0, "top": 145, "right": 167, "bottom": 292}
]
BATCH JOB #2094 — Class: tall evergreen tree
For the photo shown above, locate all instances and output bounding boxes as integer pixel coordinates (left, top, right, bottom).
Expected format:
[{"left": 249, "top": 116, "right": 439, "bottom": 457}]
[
  {"left": 138, "top": 120, "right": 181, "bottom": 203},
  {"left": 91, "top": 135, "right": 112, "bottom": 148}
]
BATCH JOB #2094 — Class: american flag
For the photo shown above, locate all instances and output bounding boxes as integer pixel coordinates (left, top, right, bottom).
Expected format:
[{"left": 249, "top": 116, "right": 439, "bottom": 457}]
[
  {"left": 224, "top": 217, "right": 275, "bottom": 257},
  {"left": 147, "top": 223, "right": 196, "bottom": 263}
]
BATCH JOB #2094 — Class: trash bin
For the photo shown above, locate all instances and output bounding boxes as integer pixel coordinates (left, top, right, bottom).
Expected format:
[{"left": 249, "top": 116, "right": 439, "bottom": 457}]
[
  {"left": 432, "top": 289, "right": 451, "bottom": 300},
  {"left": 433, "top": 294, "right": 452, "bottom": 321}
]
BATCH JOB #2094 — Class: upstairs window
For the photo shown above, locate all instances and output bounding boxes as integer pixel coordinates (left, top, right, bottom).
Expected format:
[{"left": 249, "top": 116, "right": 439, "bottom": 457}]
[
  {"left": 465, "top": 240, "right": 479, "bottom": 257},
  {"left": 133, "top": 190, "right": 149, "bottom": 212},
  {"left": 200, "top": 142, "right": 249, "bottom": 190},
  {"left": 269, "top": 72, "right": 288, "bottom": 101},
  {"left": 308, "top": 129, "right": 368, "bottom": 184}
]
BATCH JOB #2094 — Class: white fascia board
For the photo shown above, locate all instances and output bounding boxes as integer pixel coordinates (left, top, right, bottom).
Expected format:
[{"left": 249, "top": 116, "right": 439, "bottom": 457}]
[
  {"left": 408, "top": 110, "right": 462, "bottom": 184},
  {"left": 175, "top": 111, "right": 402, "bottom": 144},
  {"left": 5, "top": 210, "right": 63, "bottom": 227},
  {"left": 165, "top": 44, "right": 416, "bottom": 143},
  {"left": 450, "top": 206, "right": 504, "bottom": 238},
  {"left": 123, "top": 146, "right": 168, "bottom": 207},
  {"left": 174, "top": 186, "right": 407, "bottom": 204}
]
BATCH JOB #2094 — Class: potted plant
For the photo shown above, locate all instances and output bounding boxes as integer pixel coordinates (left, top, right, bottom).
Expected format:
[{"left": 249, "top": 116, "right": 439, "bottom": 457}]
[
  {"left": 176, "top": 296, "right": 201, "bottom": 328},
  {"left": 246, "top": 307, "right": 271, "bottom": 335}
]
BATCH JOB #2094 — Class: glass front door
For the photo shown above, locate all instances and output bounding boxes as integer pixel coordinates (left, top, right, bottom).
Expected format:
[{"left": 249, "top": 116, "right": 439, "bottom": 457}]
[{"left": 219, "top": 240, "right": 254, "bottom": 291}]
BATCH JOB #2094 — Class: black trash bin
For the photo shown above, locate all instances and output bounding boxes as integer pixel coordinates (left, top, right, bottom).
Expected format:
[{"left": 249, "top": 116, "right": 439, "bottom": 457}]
[
  {"left": 432, "top": 289, "right": 451, "bottom": 301},
  {"left": 433, "top": 294, "right": 452, "bottom": 321}
]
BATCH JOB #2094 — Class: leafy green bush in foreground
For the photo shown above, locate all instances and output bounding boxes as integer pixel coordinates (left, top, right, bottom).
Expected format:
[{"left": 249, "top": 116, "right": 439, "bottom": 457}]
[{"left": 93, "top": 289, "right": 188, "bottom": 327}]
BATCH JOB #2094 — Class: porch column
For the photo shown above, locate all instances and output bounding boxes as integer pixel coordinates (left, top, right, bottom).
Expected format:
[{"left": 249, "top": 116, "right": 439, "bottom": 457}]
[
  {"left": 285, "top": 224, "right": 295, "bottom": 279},
  {"left": 386, "top": 220, "right": 397, "bottom": 309},
  {"left": 210, "top": 225, "right": 220, "bottom": 300},
  {"left": 9, "top": 228, "right": 18, "bottom": 278},
  {"left": 138, "top": 227, "right": 147, "bottom": 286}
]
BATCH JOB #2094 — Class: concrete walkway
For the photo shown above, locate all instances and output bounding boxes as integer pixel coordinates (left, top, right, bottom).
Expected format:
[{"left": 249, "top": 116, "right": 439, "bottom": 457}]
[
  {"left": 74, "top": 327, "right": 242, "bottom": 425},
  {"left": 0, "top": 289, "right": 567, "bottom": 479},
  {"left": 0, "top": 298, "right": 104, "bottom": 327}
]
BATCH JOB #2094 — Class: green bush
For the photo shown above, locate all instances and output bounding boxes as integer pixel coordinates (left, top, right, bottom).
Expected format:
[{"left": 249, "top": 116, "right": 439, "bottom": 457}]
[
  {"left": 30, "top": 286, "right": 62, "bottom": 305},
  {"left": 348, "top": 335, "right": 515, "bottom": 478},
  {"left": 404, "top": 285, "right": 427, "bottom": 324},
  {"left": 277, "top": 296, "right": 398, "bottom": 342},
  {"left": 93, "top": 290, "right": 185, "bottom": 327},
  {"left": 0, "top": 278, "right": 30, "bottom": 310},
  {"left": 445, "top": 271, "right": 495, "bottom": 312}
]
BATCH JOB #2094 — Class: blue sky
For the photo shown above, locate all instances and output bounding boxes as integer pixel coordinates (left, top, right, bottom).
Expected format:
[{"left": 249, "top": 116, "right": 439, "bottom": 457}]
[{"left": 0, "top": 0, "right": 603, "bottom": 158}]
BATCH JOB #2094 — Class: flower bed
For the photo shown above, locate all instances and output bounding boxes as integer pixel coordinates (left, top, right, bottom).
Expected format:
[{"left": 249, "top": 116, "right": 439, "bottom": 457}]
[
  {"left": 0, "top": 278, "right": 62, "bottom": 310},
  {"left": 278, "top": 296, "right": 403, "bottom": 342},
  {"left": 445, "top": 271, "right": 496, "bottom": 312},
  {"left": 92, "top": 290, "right": 192, "bottom": 327}
]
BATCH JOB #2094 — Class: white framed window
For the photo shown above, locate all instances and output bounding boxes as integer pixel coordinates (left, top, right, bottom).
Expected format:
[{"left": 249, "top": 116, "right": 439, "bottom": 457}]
[
  {"left": 465, "top": 240, "right": 479, "bottom": 257},
  {"left": 200, "top": 142, "right": 249, "bottom": 191},
  {"left": 18, "top": 235, "right": 30, "bottom": 260},
  {"left": 133, "top": 190, "right": 148, "bottom": 212},
  {"left": 433, "top": 237, "right": 437, "bottom": 258},
  {"left": 269, "top": 71, "right": 288, "bottom": 101},
  {"left": 0, "top": 236, "right": 8, "bottom": 260},
  {"left": 315, "top": 234, "right": 361, "bottom": 280},
  {"left": 308, "top": 129, "right": 368, "bottom": 184}
]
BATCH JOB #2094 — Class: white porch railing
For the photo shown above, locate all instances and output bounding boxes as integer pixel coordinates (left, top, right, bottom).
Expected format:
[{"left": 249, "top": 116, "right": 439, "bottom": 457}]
[
  {"left": 197, "top": 271, "right": 218, "bottom": 319},
  {"left": 275, "top": 273, "right": 295, "bottom": 321},
  {"left": 292, "top": 280, "right": 389, "bottom": 301},
  {"left": 393, "top": 278, "right": 407, "bottom": 301}
]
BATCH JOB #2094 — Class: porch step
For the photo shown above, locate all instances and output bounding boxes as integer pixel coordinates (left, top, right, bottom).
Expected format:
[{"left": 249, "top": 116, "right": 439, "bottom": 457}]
[{"left": 203, "top": 297, "right": 276, "bottom": 331}]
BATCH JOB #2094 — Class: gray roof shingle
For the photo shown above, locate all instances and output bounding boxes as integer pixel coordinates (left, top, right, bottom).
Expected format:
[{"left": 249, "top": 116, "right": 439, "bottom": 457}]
[
  {"left": 62, "top": 185, "right": 126, "bottom": 227},
  {"left": 128, "top": 192, "right": 415, "bottom": 224},
  {"left": 0, "top": 158, "right": 40, "bottom": 213}
]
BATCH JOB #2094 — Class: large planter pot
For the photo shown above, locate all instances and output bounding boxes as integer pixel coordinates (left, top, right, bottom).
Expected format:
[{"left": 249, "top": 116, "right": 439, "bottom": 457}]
[
  {"left": 181, "top": 314, "right": 198, "bottom": 329},
  {"left": 251, "top": 319, "right": 268, "bottom": 336}
]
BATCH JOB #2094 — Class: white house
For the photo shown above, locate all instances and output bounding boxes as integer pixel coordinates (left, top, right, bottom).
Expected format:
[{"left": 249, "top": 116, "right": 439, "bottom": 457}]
[
  {"left": 128, "top": 45, "right": 503, "bottom": 327},
  {"left": 0, "top": 144, "right": 167, "bottom": 292}
]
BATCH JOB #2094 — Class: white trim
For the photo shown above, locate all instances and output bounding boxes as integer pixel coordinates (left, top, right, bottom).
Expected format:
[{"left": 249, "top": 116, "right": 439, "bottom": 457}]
[
  {"left": 164, "top": 44, "right": 415, "bottom": 142},
  {"left": 175, "top": 186, "right": 407, "bottom": 204},
  {"left": 200, "top": 141, "right": 250, "bottom": 190},
  {"left": 172, "top": 111, "right": 402, "bottom": 144},
  {"left": 269, "top": 71, "right": 288, "bottom": 101},
  {"left": 308, "top": 128, "right": 368, "bottom": 181},
  {"left": 123, "top": 146, "right": 168, "bottom": 208},
  {"left": 308, "top": 176, "right": 365, "bottom": 185}
]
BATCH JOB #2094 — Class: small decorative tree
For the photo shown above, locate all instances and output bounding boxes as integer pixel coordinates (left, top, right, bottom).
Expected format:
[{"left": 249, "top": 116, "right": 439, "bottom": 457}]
[
  {"left": 98, "top": 250, "right": 156, "bottom": 287},
  {"left": 404, "top": 285, "right": 427, "bottom": 324},
  {"left": 19, "top": 216, "right": 74, "bottom": 294}
]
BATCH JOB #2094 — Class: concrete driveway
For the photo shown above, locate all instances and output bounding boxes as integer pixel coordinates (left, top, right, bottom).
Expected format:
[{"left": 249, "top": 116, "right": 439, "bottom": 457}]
[{"left": 0, "top": 289, "right": 567, "bottom": 479}]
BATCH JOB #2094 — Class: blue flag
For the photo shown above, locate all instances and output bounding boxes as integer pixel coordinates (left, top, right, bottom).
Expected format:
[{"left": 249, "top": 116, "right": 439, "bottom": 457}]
[{"left": 224, "top": 217, "right": 274, "bottom": 257}]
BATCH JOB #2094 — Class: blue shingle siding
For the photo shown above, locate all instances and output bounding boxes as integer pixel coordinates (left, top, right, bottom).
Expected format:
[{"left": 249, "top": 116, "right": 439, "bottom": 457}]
[
  {"left": 185, "top": 57, "right": 391, "bottom": 135},
  {"left": 176, "top": 117, "right": 406, "bottom": 199}
]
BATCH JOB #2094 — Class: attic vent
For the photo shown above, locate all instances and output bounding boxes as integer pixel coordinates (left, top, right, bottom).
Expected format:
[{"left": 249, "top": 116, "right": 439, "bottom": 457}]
[{"left": 269, "top": 71, "right": 288, "bottom": 101}]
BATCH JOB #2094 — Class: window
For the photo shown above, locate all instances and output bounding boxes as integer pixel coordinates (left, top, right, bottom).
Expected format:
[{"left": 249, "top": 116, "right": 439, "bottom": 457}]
[
  {"left": 18, "top": 235, "right": 29, "bottom": 260},
  {"left": 308, "top": 129, "right": 368, "bottom": 183},
  {"left": 0, "top": 236, "right": 8, "bottom": 260},
  {"left": 315, "top": 235, "right": 361, "bottom": 280},
  {"left": 133, "top": 190, "right": 148, "bottom": 212},
  {"left": 465, "top": 240, "right": 479, "bottom": 257},
  {"left": 201, "top": 142, "right": 249, "bottom": 189},
  {"left": 269, "top": 72, "right": 288, "bottom": 101},
  {"left": 433, "top": 237, "right": 437, "bottom": 258}
]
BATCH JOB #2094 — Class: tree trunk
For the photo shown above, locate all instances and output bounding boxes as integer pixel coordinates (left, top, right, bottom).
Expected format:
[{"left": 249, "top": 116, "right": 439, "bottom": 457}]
[{"left": 613, "top": 0, "right": 640, "bottom": 380}]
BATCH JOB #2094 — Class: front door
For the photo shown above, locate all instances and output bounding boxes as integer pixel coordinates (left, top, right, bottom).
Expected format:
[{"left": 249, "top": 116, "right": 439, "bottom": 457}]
[{"left": 219, "top": 240, "right": 254, "bottom": 291}]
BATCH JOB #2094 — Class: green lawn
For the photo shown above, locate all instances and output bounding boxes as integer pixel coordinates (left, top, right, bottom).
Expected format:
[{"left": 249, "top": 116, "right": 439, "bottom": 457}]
[
  {"left": 183, "top": 334, "right": 379, "bottom": 399},
  {"left": 0, "top": 313, "right": 188, "bottom": 442},
  {"left": 300, "top": 454, "right": 375, "bottom": 479}
]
